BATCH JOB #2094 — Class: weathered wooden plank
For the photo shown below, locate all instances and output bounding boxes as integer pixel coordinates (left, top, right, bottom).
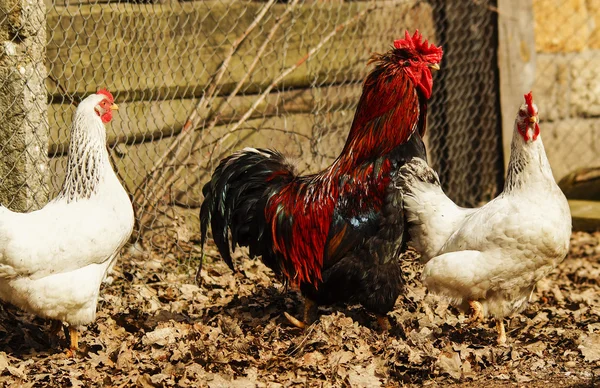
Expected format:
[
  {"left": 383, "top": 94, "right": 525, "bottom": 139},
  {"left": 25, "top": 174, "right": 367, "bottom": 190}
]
[
  {"left": 559, "top": 167, "right": 600, "bottom": 201},
  {"left": 542, "top": 118, "right": 600, "bottom": 181},
  {"left": 497, "top": 0, "right": 536, "bottom": 171},
  {"left": 569, "top": 199, "right": 600, "bottom": 232},
  {"left": 49, "top": 108, "right": 355, "bottom": 205},
  {"left": 48, "top": 83, "right": 362, "bottom": 155},
  {"left": 46, "top": 1, "right": 433, "bottom": 101}
]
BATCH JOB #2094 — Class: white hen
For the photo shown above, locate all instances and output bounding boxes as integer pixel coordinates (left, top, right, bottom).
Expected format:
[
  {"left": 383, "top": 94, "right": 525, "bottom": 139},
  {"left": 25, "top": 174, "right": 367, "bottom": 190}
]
[
  {"left": 0, "top": 90, "right": 134, "bottom": 352},
  {"left": 399, "top": 92, "right": 571, "bottom": 344}
]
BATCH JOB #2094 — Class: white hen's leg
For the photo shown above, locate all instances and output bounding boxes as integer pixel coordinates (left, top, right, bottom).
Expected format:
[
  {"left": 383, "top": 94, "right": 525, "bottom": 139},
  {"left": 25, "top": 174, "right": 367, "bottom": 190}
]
[
  {"left": 64, "top": 326, "right": 79, "bottom": 357},
  {"left": 496, "top": 318, "right": 506, "bottom": 345}
]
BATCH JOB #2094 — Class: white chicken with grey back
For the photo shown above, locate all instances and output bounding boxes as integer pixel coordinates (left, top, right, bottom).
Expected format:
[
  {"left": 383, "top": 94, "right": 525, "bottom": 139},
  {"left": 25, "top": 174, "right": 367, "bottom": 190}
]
[
  {"left": 398, "top": 92, "right": 571, "bottom": 344},
  {"left": 0, "top": 89, "right": 134, "bottom": 353}
]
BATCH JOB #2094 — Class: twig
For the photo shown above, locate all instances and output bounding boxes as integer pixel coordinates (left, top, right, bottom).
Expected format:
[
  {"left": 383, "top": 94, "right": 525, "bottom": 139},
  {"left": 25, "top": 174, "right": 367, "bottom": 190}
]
[
  {"left": 211, "top": 2, "right": 378, "bottom": 154},
  {"left": 136, "top": 1, "right": 378, "bottom": 235},
  {"left": 286, "top": 324, "right": 316, "bottom": 356},
  {"left": 184, "top": 0, "right": 301, "bottom": 161},
  {"left": 47, "top": 74, "right": 80, "bottom": 106},
  {"left": 133, "top": 0, "right": 277, "bottom": 216},
  {"left": 155, "top": 0, "right": 302, "bottom": 205}
]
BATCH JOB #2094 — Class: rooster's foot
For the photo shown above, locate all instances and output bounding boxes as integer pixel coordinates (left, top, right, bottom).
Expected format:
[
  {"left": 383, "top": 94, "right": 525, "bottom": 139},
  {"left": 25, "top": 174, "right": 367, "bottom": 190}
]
[
  {"left": 376, "top": 315, "right": 390, "bottom": 332},
  {"left": 465, "top": 300, "right": 484, "bottom": 326},
  {"left": 496, "top": 318, "right": 507, "bottom": 345},
  {"left": 284, "top": 298, "right": 318, "bottom": 329},
  {"left": 283, "top": 312, "right": 306, "bottom": 329}
]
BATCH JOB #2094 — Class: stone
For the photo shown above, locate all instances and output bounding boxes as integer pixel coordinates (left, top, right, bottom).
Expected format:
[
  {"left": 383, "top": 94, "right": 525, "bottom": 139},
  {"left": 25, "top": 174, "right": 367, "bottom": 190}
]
[
  {"left": 569, "top": 52, "right": 600, "bottom": 117},
  {"left": 587, "top": 0, "right": 600, "bottom": 49},
  {"left": 533, "top": 0, "right": 590, "bottom": 53},
  {"left": 541, "top": 118, "right": 600, "bottom": 180}
]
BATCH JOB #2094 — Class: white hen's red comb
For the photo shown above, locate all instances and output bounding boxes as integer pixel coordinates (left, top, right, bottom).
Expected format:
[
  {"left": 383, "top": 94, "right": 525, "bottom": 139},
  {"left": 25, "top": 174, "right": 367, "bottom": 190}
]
[
  {"left": 97, "top": 89, "right": 114, "bottom": 103},
  {"left": 524, "top": 91, "right": 535, "bottom": 116}
]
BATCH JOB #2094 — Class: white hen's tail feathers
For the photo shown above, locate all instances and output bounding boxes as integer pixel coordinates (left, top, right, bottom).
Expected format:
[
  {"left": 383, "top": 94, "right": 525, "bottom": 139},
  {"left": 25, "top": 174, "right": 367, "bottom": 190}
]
[{"left": 398, "top": 158, "right": 475, "bottom": 263}]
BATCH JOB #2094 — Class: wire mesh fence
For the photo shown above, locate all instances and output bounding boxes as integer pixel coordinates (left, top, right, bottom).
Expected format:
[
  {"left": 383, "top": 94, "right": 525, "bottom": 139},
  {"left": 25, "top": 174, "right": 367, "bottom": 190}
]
[
  {"left": 532, "top": 0, "right": 600, "bottom": 181},
  {"left": 1, "top": 0, "right": 516, "bottom": 260}
]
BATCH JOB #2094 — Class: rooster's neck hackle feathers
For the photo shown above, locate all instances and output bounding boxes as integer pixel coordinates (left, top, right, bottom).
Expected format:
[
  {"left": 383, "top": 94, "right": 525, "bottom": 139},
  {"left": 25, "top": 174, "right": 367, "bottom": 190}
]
[
  {"left": 338, "top": 31, "right": 441, "bottom": 173},
  {"left": 58, "top": 94, "right": 112, "bottom": 202}
]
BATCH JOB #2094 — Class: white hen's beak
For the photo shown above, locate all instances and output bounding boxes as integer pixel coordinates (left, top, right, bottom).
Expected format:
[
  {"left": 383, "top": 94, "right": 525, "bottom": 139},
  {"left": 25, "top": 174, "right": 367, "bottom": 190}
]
[{"left": 110, "top": 104, "right": 119, "bottom": 111}]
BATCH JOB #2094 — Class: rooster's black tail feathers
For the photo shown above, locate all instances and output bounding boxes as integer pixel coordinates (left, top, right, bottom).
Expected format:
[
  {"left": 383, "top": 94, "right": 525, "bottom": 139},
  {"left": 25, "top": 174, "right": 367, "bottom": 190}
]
[{"left": 198, "top": 148, "right": 295, "bottom": 283}]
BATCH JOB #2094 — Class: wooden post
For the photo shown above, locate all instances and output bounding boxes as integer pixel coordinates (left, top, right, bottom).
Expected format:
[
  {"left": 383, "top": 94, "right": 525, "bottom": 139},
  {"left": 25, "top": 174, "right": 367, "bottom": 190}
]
[
  {"left": 497, "top": 0, "right": 536, "bottom": 171},
  {"left": 428, "top": 0, "right": 504, "bottom": 207},
  {"left": 0, "top": 0, "right": 48, "bottom": 211}
]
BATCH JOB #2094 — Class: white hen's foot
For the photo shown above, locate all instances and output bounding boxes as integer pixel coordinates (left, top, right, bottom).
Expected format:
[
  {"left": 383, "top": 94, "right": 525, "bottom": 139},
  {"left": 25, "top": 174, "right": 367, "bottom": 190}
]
[
  {"left": 465, "top": 300, "right": 484, "bottom": 326},
  {"left": 496, "top": 318, "right": 507, "bottom": 345},
  {"left": 64, "top": 326, "right": 80, "bottom": 357}
]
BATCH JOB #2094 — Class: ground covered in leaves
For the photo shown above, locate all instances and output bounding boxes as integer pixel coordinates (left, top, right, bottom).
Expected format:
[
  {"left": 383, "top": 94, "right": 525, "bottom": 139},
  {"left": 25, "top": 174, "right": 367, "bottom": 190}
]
[{"left": 1, "top": 231, "right": 599, "bottom": 387}]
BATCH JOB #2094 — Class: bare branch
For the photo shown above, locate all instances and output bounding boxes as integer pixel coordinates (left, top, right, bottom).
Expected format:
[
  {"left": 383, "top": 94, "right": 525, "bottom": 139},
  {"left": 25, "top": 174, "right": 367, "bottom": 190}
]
[
  {"left": 211, "top": 2, "right": 378, "bottom": 153},
  {"left": 154, "top": 0, "right": 302, "bottom": 203},
  {"left": 133, "top": 0, "right": 277, "bottom": 213},
  {"left": 135, "top": 1, "right": 379, "bottom": 235}
]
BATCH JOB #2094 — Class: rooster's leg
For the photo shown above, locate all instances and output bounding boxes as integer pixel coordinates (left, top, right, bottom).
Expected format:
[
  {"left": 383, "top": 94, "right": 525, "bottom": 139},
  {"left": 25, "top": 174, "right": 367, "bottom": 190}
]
[
  {"left": 376, "top": 315, "right": 390, "bottom": 331},
  {"left": 303, "top": 298, "right": 318, "bottom": 325},
  {"left": 284, "top": 298, "right": 318, "bottom": 329},
  {"left": 465, "top": 300, "right": 484, "bottom": 326},
  {"left": 496, "top": 318, "right": 507, "bottom": 345}
]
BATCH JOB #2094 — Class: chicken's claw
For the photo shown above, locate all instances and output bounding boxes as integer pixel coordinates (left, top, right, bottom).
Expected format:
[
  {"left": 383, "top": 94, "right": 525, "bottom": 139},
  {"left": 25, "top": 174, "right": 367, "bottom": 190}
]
[
  {"left": 284, "top": 298, "right": 318, "bottom": 329},
  {"left": 63, "top": 326, "right": 80, "bottom": 357},
  {"left": 377, "top": 315, "right": 391, "bottom": 332},
  {"left": 283, "top": 311, "right": 306, "bottom": 329},
  {"left": 465, "top": 300, "right": 484, "bottom": 326}
]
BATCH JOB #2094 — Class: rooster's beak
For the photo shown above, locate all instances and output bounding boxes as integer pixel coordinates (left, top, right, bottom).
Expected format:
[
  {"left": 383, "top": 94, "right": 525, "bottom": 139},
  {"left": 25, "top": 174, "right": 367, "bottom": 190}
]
[
  {"left": 528, "top": 116, "right": 537, "bottom": 123},
  {"left": 110, "top": 104, "right": 119, "bottom": 111},
  {"left": 429, "top": 63, "right": 440, "bottom": 71}
]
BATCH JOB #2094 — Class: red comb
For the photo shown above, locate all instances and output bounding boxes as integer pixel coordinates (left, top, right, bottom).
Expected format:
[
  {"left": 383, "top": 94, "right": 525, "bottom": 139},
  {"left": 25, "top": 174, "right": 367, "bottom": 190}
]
[
  {"left": 524, "top": 91, "right": 535, "bottom": 116},
  {"left": 394, "top": 30, "right": 443, "bottom": 63},
  {"left": 97, "top": 89, "right": 114, "bottom": 103}
]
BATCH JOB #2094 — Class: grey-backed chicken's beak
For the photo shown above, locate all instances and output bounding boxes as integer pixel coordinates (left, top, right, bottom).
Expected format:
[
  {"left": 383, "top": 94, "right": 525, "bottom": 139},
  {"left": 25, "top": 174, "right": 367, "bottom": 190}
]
[
  {"left": 429, "top": 63, "right": 440, "bottom": 71},
  {"left": 528, "top": 116, "right": 537, "bottom": 123}
]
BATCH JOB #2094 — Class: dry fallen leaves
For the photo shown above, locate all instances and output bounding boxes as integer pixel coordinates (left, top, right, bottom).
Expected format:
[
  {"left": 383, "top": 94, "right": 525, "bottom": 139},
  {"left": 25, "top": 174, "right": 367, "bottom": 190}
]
[{"left": 0, "top": 231, "right": 598, "bottom": 386}]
